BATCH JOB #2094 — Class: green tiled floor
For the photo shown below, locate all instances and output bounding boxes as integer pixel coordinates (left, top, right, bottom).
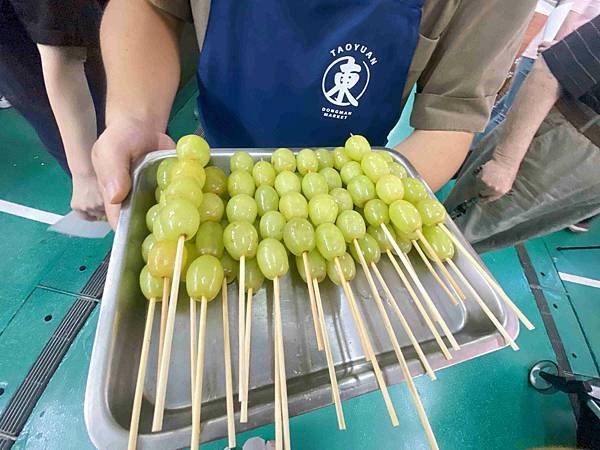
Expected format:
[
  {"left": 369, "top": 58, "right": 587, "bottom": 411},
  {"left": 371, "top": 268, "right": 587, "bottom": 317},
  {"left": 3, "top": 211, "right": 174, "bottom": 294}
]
[{"left": 1, "top": 89, "right": 598, "bottom": 449}]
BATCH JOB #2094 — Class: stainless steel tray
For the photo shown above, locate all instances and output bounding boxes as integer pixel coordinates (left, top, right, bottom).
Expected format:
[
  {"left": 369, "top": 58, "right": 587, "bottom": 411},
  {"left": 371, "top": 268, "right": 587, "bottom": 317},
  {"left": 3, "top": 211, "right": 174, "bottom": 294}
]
[{"left": 85, "top": 148, "right": 519, "bottom": 449}]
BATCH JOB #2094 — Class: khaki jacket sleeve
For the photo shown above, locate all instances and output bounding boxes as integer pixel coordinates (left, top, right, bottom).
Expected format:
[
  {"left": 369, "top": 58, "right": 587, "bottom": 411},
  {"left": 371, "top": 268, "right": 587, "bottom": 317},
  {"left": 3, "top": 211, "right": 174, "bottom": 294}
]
[
  {"left": 148, "top": 0, "right": 193, "bottom": 22},
  {"left": 410, "top": 0, "right": 537, "bottom": 132}
]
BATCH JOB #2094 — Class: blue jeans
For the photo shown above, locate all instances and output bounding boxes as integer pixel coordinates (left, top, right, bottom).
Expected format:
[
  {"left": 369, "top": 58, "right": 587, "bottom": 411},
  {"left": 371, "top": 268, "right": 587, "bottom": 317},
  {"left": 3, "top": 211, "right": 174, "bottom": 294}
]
[{"left": 472, "top": 56, "right": 535, "bottom": 147}]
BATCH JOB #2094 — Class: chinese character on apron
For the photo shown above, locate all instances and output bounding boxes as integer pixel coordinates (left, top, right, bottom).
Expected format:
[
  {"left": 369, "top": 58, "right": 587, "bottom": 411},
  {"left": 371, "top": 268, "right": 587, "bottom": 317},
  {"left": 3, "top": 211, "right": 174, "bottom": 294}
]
[{"left": 197, "top": 0, "right": 424, "bottom": 148}]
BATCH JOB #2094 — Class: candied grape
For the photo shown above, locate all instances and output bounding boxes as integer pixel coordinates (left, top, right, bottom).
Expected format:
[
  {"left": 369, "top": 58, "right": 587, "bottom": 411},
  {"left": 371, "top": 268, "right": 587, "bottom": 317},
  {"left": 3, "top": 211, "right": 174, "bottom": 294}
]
[
  {"left": 283, "top": 218, "right": 315, "bottom": 256},
  {"left": 203, "top": 166, "right": 227, "bottom": 197},
  {"left": 147, "top": 239, "right": 188, "bottom": 278},
  {"left": 333, "top": 146, "right": 350, "bottom": 171},
  {"left": 158, "top": 197, "right": 200, "bottom": 240},
  {"left": 336, "top": 210, "right": 366, "bottom": 242},
  {"left": 186, "top": 255, "right": 224, "bottom": 301},
  {"left": 363, "top": 199, "right": 390, "bottom": 226},
  {"left": 176, "top": 135, "right": 210, "bottom": 166},
  {"left": 170, "top": 160, "right": 206, "bottom": 188},
  {"left": 326, "top": 252, "right": 356, "bottom": 285},
  {"left": 347, "top": 175, "right": 375, "bottom": 208},
  {"left": 141, "top": 233, "right": 157, "bottom": 263},
  {"left": 156, "top": 158, "right": 176, "bottom": 189},
  {"left": 274, "top": 170, "right": 301, "bottom": 196},
  {"left": 376, "top": 174, "right": 404, "bottom": 204},
  {"left": 340, "top": 161, "right": 363, "bottom": 185},
  {"left": 308, "top": 194, "right": 338, "bottom": 226},
  {"left": 164, "top": 176, "right": 204, "bottom": 207},
  {"left": 416, "top": 198, "right": 446, "bottom": 226},
  {"left": 140, "top": 265, "right": 163, "bottom": 300},
  {"left": 279, "top": 192, "right": 308, "bottom": 220},
  {"left": 226, "top": 193, "right": 258, "bottom": 223},
  {"left": 349, "top": 234, "right": 381, "bottom": 264},
  {"left": 344, "top": 135, "right": 371, "bottom": 162},
  {"left": 389, "top": 161, "right": 408, "bottom": 179},
  {"left": 230, "top": 151, "right": 254, "bottom": 173},
  {"left": 255, "top": 185, "right": 280, "bottom": 216},
  {"left": 228, "top": 169, "right": 256, "bottom": 197},
  {"left": 296, "top": 148, "right": 319, "bottom": 175},
  {"left": 389, "top": 200, "right": 422, "bottom": 237},
  {"left": 402, "top": 177, "right": 428, "bottom": 204},
  {"left": 315, "top": 148, "right": 334, "bottom": 170},
  {"left": 199, "top": 192, "right": 225, "bottom": 222},
  {"left": 146, "top": 204, "right": 161, "bottom": 232},
  {"left": 257, "top": 238, "right": 289, "bottom": 280},
  {"left": 301, "top": 172, "right": 328, "bottom": 200},
  {"left": 223, "top": 221, "right": 259, "bottom": 260},
  {"left": 195, "top": 222, "right": 224, "bottom": 258},
  {"left": 271, "top": 148, "right": 296, "bottom": 173},
  {"left": 330, "top": 188, "right": 354, "bottom": 212},
  {"left": 295, "top": 249, "right": 327, "bottom": 283},
  {"left": 361, "top": 152, "right": 390, "bottom": 183},
  {"left": 259, "top": 210, "right": 286, "bottom": 241},
  {"left": 315, "top": 223, "right": 346, "bottom": 261},
  {"left": 319, "top": 167, "right": 342, "bottom": 191},
  {"left": 252, "top": 160, "right": 276, "bottom": 187}
]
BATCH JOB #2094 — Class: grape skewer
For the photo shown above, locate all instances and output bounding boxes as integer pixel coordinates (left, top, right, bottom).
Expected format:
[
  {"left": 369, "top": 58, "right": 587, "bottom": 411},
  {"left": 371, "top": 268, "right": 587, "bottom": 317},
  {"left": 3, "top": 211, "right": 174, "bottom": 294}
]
[
  {"left": 220, "top": 277, "right": 236, "bottom": 448},
  {"left": 128, "top": 268, "right": 163, "bottom": 450}
]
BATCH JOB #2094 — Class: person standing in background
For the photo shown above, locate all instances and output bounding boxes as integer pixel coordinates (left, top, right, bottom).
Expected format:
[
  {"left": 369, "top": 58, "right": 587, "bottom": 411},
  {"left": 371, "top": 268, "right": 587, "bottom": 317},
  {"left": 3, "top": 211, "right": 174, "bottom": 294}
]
[{"left": 0, "top": 0, "right": 107, "bottom": 220}]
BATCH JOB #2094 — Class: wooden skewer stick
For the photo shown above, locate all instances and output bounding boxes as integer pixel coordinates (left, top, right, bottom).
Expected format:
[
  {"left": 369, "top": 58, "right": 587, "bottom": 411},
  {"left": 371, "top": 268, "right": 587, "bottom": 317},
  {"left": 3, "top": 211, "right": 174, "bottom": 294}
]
[
  {"left": 190, "top": 298, "right": 197, "bottom": 399},
  {"left": 381, "top": 224, "right": 460, "bottom": 352},
  {"left": 384, "top": 249, "right": 452, "bottom": 361},
  {"left": 438, "top": 223, "right": 535, "bottom": 330},
  {"left": 446, "top": 259, "right": 519, "bottom": 351},
  {"left": 241, "top": 288, "right": 253, "bottom": 423},
  {"left": 416, "top": 230, "right": 465, "bottom": 300},
  {"left": 221, "top": 280, "right": 236, "bottom": 449},
  {"left": 362, "top": 259, "right": 440, "bottom": 450},
  {"left": 152, "top": 234, "right": 185, "bottom": 431},
  {"left": 190, "top": 297, "right": 208, "bottom": 450},
  {"left": 312, "top": 279, "right": 346, "bottom": 430},
  {"left": 412, "top": 241, "right": 460, "bottom": 305},
  {"left": 370, "top": 263, "right": 437, "bottom": 381},
  {"left": 157, "top": 278, "right": 170, "bottom": 382},
  {"left": 238, "top": 255, "right": 246, "bottom": 401},
  {"left": 274, "top": 330, "right": 282, "bottom": 450},
  {"left": 334, "top": 257, "right": 399, "bottom": 427},
  {"left": 128, "top": 298, "right": 157, "bottom": 450},
  {"left": 303, "top": 252, "right": 324, "bottom": 351},
  {"left": 337, "top": 268, "right": 371, "bottom": 362},
  {"left": 274, "top": 277, "right": 291, "bottom": 450}
]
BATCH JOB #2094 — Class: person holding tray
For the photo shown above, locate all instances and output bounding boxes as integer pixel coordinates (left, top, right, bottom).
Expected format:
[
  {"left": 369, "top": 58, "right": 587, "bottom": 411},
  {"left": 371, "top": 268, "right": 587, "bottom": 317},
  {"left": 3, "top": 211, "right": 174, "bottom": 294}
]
[{"left": 92, "top": 0, "right": 537, "bottom": 227}]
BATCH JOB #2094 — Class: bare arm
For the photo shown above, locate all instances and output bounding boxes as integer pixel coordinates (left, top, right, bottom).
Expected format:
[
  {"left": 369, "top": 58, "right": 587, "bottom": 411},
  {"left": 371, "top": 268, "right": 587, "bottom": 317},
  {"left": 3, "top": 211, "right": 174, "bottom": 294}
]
[
  {"left": 395, "top": 130, "right": 473, "bottom": 191},
  {"left": 92, "top": 0, "right": 183, "bottom": 226}
]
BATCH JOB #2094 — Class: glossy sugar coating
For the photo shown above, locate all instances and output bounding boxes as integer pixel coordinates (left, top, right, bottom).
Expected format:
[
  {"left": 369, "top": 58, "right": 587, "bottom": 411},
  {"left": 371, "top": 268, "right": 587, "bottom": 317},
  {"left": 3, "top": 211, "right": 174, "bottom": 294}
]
[
  {"left": 226, "top": 193, "right": 258, "bottom": 223},
  {"left": 170, "top": 160, "right": 206, "bottom": 188},
  {"left": 223, "top": 221, "right": 259, "bottom": 260},
  {"left": 158, "top": 197, "right": 200, "bottom": 240},
  {"left": 422, "top": 225, "right": 455, "bottom": 260},
  {"left": 326, "top": 252, "right": 356, "bottom": 285},
  {"left": 363, "top": 199, "right": 390, "bottom": 227},
  {"left": 147, "top": 239, "right": 188, "bottom": 278},
  {"left": 402, "top": 177, "right": 429, "bottom": 204},
  {"left": 279, "top": 192, "right": 308, "bottom": 221},
  {"left": 163, "top": 176, "right": 204, "bottom": 208},
  {"left": 347, "top": 175, "right": 375, "bottom": 208},
  {"left": 176, "top": 135, "right": 210, "bottom": 166},
  {"left": 389, "top": 199, "right": 422, "bottom": 236},
  {"left": 255, "top": 185, "right": 280, "bottom": 216},
  {"left": 141, "top": 233, "right": 157, "bottom": 263},
  {"left": 156, "top": 158, "right": 176, "bottom": 189},
  {"left": 257, "top": 238, "right": 289, "bottom": 280},
  {"left": 228, "top": 169, "right": 256, "bottom": 197},
  {"left": 252, "top": 160, "right": 276, "bottom": 187},
  {"left": 185, "top": 255, "right": 224, "bottom": 301},
  {"left": 315, "top": 223, "right": 346, "bottom": 261},
  {"left": 376, "top": 174, "right": 404, "bottom": 204},
  {"left": 361, "top": 152, "right": 390, "bottom": 183},
  {"left": 203, "top": 166, "right": 228, "bottom": 197},
  {"left": 340, "top": 161, "right": 363, "bottom": 185},
  {"left": 195, "top": 222, "right": 225, "bottom": 258},
  {"left": 271, "top": 148, "right": 296, "bottom": 173},
  {"left": 389, "top": 161, "right": 408, "bottom": 179},
  {"left": 333, "top": 146, "right": 350, "bottom": 171},
  {"left": 283, "top": 218, "right": 315, "bottom": 256},
  {"left": 140, "top": 265, "right": 164, "bottom": 300},
  {"left": 344, "top": 135, "right": 371, "bottom": 162},
  {"left": 259, "top": 211, "right": 286, "bottom": 241},
  {"left": 146, "top": 204, "right": 161, "bottom": 232},
  {"left": 274, "top": 170, "right": 301, "bottom": 196},
  {"left": 336, "top": 210, "right": 366, "bottom": 243},
  {"left": 308, "top": 194, "right": 338, "bottom": 226},
  {"left": 297, "top": 148, "right": 319, "bottom": 175},
  {"left": 295, "top": 249, "right": 327, "bottom": 283},
  {"left": 199, "top": 192, "right": 225, "bottom": 223},
  {"left": 301, "top": 172, "right": 328, "bottom": 200},
  {"left": 349, "top": 234, "right": 381, "bottom": 264},
  {"left": 416, "top": 198, "right": 447, "bottom": 226},
  {"left": 230, "top": 151, "right": 254, "bottom": 173}
]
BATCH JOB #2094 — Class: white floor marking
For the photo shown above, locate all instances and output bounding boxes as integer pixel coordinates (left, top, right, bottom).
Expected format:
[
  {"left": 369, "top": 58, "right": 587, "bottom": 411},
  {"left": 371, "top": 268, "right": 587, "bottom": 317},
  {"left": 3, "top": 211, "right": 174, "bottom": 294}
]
[
  {"left": 559, "top": 272, "right": 600, "bottom": 289},
  {"left": 0, "top": 199, "right": 62, "bottom": 225}
]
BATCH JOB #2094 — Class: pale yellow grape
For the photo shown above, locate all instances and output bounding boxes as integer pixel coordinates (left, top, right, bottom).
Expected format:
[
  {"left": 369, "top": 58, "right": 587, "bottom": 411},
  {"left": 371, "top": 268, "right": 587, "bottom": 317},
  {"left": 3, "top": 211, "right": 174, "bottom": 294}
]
[
  {"left": 347, "top": 175, "right": 375, "bottom": 208},
  {"left": 230, "top": 151, "right": 254, "bottom": 173},
  {"left": 349, "top": 234, "right": 381, "bottom": 264},
  {"left": 416, "top": 198, "right": 446, "bottom": 226},
  {"left": 259, "top": 211, "right": 286, "bottom": 241},
  {"left": 156, "top": 158, "right": 176, "bottom": 189},
  {"left": 319, "top": 167, "right": 342, "bottom": 190},
  {"left": 170, "top": 160, "right": 206, "bottom": 187},
  {"left": 203, "top": 166, "right": 227, "bottom": 197},
  {"left": 271, "top": 148, "right": 296, "bottom": 173},
  {"left": 147, "top": 239, "right": 188, "bottom": 278},
  {"left": 226, "top": 193, "right": 258, "bottom": 223},
  {"left": 330, "top": 188, "right": 353, "bottom": 212},
  {"left": 257, "top": 238, "right": 289, "bottom": 280},
  {"left": 308, "top": 194, "right": 338, "bottom": 226},
  {"left": 140, "top": 265, "right": 164, "bottom": 300},
  {"left": 283, "top": 218, "right": 315, "bottom": 256},
  {"left": 301, "top": 172, "right": 328, "bottom": 200},
  {"left": 146, "top": 204, "right": 161, "bottom": 232},
  {"left": 363, "top": 199, "right": 390, "bottom": 227},
  {"left": 228, "top": 170, "right": 256, "bottom": 197},
  {"left": 297, "top": 148, "right": 319, "bottom": 175},
  {"left": 336, "top": 210, "right": 366, "bottom": 242},
  {"left": 223, "top": 221, "right": 259, "bottom": 260},
  {"left": 158, "top": 197, "right": 200, "bottom": 240},
  {"left": 340, "top": 161, "right": 363, "bottom": 185},
  {"left": 255, "top": 185, "right": 279, "bottom": 216},
  {"left": 274, "top": 170, "right": 301, "bottom": 196},
  {"left": 279, "top": 192, "right": 308, "bottom": 220},
  {"left": 199, "top": 192, "right": 225, "bottom": 222},
  {"left": 244, "top": 258, "right": 265, "bottom": 292},
  {"left": 141, "top": 234, "right": 157, "bottom": 263},
  {"left": 333, "top": 146, "right": 350, "bottom": 171},
  {"left": 295, "top": 249, "right": 327, "bottom": 283},
  {"left": 344, "top": 135, "right": 371, "bottom": 162},
  {"left": 402, "top": 177, "right": 428, "bottom": 204},
  {"left": 176, "top": 135, "right": 210, "bottom": 166},
  {"left": 315, "top": 148, "right": 334, "bottom": 170},
  {"left": 163, "top": 176, "right": 204, "bottom": 207},
  {"left": 186, "top": 255, "right": 224, "bottom": 301},
  {"left": 195, "top": 222, "right": 224, "bottom": 258},
  {"left": 252, "top": 160, "right": 276, "bottom": 187},
  {"left": 375, "top": 174, "right": 404, "bottom": 204},
  {"left": 326, "top": 252, "right": 356, "bottom": 285},
  {"left": 221, "top": 251, "right": 238, "bottom": 284}
]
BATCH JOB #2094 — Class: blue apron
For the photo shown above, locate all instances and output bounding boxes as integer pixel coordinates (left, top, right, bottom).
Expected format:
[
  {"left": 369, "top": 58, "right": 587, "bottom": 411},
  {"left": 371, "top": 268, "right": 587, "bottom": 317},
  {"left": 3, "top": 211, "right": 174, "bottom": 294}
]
[{"left": 197, "top": 0, "right": 424, "bottom": 148}]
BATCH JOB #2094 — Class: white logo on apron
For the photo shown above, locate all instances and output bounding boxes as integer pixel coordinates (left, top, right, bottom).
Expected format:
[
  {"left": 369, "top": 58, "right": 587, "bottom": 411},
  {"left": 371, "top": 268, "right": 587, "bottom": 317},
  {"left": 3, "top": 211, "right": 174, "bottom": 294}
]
[{"left": 321, "top": 43, "right": 377, "bottom": 119}]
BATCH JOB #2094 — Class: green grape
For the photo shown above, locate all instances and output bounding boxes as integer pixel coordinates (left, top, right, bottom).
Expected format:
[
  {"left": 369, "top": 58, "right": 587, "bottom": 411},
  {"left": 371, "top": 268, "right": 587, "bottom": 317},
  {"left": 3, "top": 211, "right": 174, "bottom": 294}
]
[
  {"left": 195, "top": 222, "right": 224, "bottom": 258},
  {"left": 221, "top": 251, "right": 238, "bottom": 284},
  {"left": 186, "top": 255, "right": 224, "bottom": 301},
  {"left": 330, "top": 188, "right": 354, "bottom": 212},
  {"left": 147, "top": 239, "right": 188, "bottom": 278},
  {"left": 252, "top": 160, "right": 276, "bottom": 187},
  {"left": 153, "top": 217, "right": 167, "bottom": 241},
  {"left": 176, "top": 135, "right": 210, "bottom": 166},
  {"left": 230, "top": 151, "right": 254, "bottom": 173},
  {"left": 340, "top": 161, "right": 363, "bottom": 185},
  {"left": 315, "top": 223, "right": 346, "bottom": 261},
  {"left": 347, "top": 175, "right": 375, "bottom": 208},
  {"left": 416, "top": 199, "right": 446, "bottom": 226},
  {"left": 422, "top": 225, "right": 454, "bottom": 260},
  {"left": 170, "top": 160, "right": 206, "bottom": 188},
  {"left": 244, "top": 258, "right": 265, "bottom": 292},
  {"left": 344, "top": 135, "right": 371, "bottom": 162},
  {"left": 271, "top": 148, "right": 296, "bottom": 173},
  {"left": 326, "top": 252, "right": 356, "bottom": 285},
  {"left": 255, "top": 185, "right": 279, "bottom": 216},
  {"left": 295, "top": 249, "right": 327, "bottom": 283},
  {"left": 274, "top": 170, "right": 301, "bottom": 196},
  {"left": 333, "top": 146, "right": 350, "bottom": 171},
  {"left": 283, "top": 218, "right": 315, "bottom": 256},
  {"left": 155, "top": 186, "right": 163, "bottom": 203},
  {"left": 376, "top": 174, "right": 404, "bottom": 204},
  {"left": 378, "top": 151, "right": 394, "bottom": 163},
  {"left": 336, "top": 210, "right": 366, "bottom": 242},
  {"left": 199, "top": 192, "right": 225, "bottom": 222},
  {"left": 301, "top": 172, "right": 328, "bottom": 200},
  {"left": 228, "top": 170, "right": 256, "bottom": 197},
  {"left": 279, "top": 192, "right": 308, "bottom": 220},
  {"left": 349, "top": 234, "right": 381, "bottom": 264},
  {"left": 363, "top": 199, "right": 390, "bottom": 226},
  {"left": 146, "top": 204, "right": 161, "bottom": 232},
  {"left": 140, "top": 265, "right": 164, "bottom": 300},
  {"left": 389, "top": 161, "right": 408, "bottom": 179},
  {"left": 163, "top": 176, "right": 204, "bottom": 207},
  {"left": 296, "top": 148, "right": 319, "bottom": 175},
  {"left": 203, "top": 166, "right": 227, "bottom": 197},
  {"left": 367, "top": 225, "right": 394, "bottom": 252},
  {"left": 257, "top": 238, "right": 289, "bottom": 280},
  {"left": 393, "top": 227, "right": 415, "bottom": 252},
  {"left": 315, "top": 148, "right": 334, "bottom": 170},
  {"left": 141, "top": 233, "right": 157, "bottom": 263},
  {"left": 319, "top": 167, "right": 342, "bottom": 191},
  {"left": 156, "top": 158, "right": 176, "bottom": 189},
  {"left": 389, "top": 200, "right": 422, "bottom": 237},
  {"left": 361, "top": 152, "right": 390, "bottom": 183},
  {"left": 226, "top": 193, "right": 258, "bottom": 223},
  {"left": 182, "top": 241, "right": 200, "bottom": 279},
  {"left": 259, "top": 210, "right": 286, "bottom": 241},
  {"left": 158, "top": 197, "right": 200, "bottom": 240},
  {"left": 402, "top": 177, "right": 428, "bottom": 204},
  {"left": 223, "top": 221, "right": 258, "bottom": 260},
  {"left": 308, "top": 194, "right": 338, "bottom": 226}
]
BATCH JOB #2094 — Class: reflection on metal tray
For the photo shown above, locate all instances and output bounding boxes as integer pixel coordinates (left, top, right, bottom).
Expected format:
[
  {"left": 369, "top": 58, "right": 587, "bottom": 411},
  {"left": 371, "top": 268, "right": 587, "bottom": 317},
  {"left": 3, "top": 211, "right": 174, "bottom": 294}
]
[{"left": 85, "top": 148, "right": 519, "bottom": 449}]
